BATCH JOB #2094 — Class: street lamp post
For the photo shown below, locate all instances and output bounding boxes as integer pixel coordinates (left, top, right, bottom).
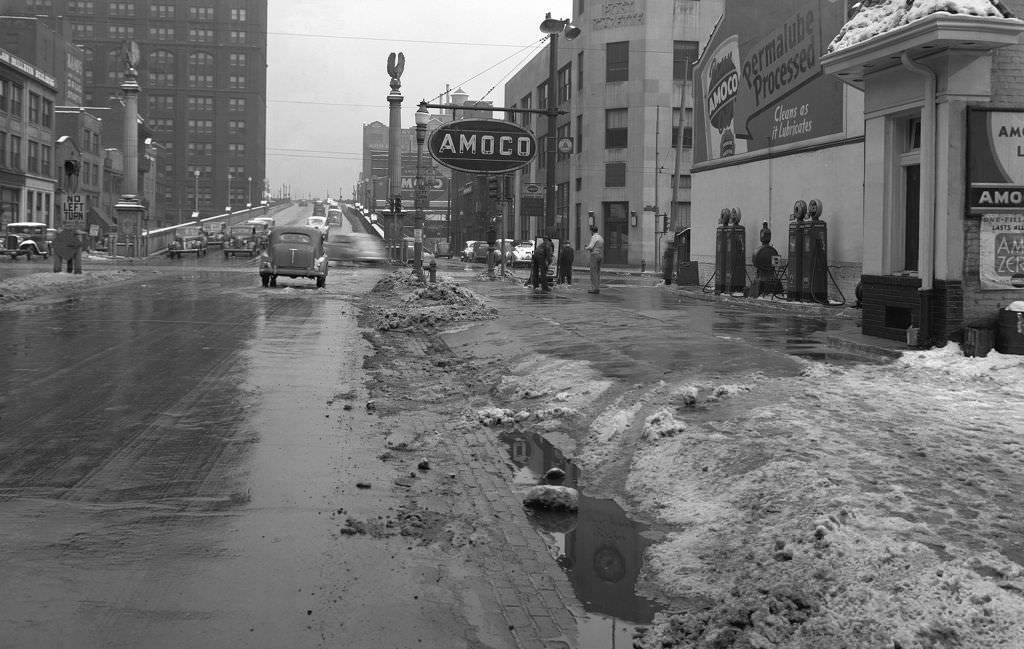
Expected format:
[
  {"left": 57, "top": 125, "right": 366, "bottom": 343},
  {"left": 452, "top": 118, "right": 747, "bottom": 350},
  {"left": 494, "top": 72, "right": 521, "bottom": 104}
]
[
  {"left": 414, "top": 102, "right": 429, "bottom": 281},
  {"left": 225, "top": 172, "right": 232, "bottom": 213},
  {"left": 192, "top": 170, "right": 199, "bottom": 219},
  {"left": 539, "top": 13, "right": 580, "bottom": 241},
  {"left": 386, "top": 52, "right": 405, "bottom": 263},
  {"left": 247, "top": 176, "right": 253, "bottom": 209}
]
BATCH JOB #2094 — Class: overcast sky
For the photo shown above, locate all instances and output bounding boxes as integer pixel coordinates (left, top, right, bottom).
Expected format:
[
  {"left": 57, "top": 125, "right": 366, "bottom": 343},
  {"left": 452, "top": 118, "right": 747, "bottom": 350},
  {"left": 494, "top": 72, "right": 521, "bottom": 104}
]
[{"left": 266, "top": 0, "right": 573, "bottom": 200}]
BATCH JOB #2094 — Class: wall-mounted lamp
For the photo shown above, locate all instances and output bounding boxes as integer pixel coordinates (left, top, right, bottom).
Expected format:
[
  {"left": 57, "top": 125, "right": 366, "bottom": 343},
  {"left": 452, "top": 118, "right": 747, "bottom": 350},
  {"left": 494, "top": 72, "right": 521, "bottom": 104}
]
[
  {"left": 587, "top": 210, "right": 595, "bottom": 227},
  {"left": 630, "top": 211, "right": 638, "bottom": 227}
]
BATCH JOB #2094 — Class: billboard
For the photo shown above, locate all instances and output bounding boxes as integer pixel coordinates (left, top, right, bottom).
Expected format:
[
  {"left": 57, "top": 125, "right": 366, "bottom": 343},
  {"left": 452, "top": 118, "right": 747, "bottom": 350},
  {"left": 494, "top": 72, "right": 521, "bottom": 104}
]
[
  {"left": 693, "top": 0, "right": 848, "bottom": 165},
  {"left": 967, "top": 109, "right": 1024, "bottom": 213}
]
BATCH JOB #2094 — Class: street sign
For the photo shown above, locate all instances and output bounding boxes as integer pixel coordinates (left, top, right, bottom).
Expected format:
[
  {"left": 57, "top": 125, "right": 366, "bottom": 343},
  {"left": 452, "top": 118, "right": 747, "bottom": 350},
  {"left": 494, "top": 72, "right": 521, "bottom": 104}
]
[
  {"left": 428, "top": 118, "right": 536, "bottom": 174},
  {"left": 62, "top": 194, "right": 85, "bottom": 228}
]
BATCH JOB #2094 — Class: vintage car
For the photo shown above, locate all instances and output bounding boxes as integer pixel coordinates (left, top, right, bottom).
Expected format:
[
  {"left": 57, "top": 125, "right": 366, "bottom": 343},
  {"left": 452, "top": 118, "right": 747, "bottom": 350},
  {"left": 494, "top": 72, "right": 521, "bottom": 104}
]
[
  {"left": 325, "top": 231, "right": 386, "bottom": 264},
  {"left": 222, "top": 223, "right": 261, "bottom": 257},
  {"left": 460, "top": 241, "right": 478, "bottom": 262},
  {"left": 245, "top": 218, "right": 273, "bottom": 248},
  {"left": 2, "top": 221, "right": 52, "bottom": 260},
  {"left": 204, "top": 222, "right": 227, "bottom": 247},
  {"left": 259, "top": 225, "right": 328, "bottom": 288},
  {"left": 510, "top": 240, "right": 535, "bottom": 267},
  {"left": 167, "top": 226, "right": 208, "bottom": 258},
  {"left": 306, "top": 215, "right": 328, "bottom": 233},
  {"left": 326, "top": 208, "right": 343, "bottom": 226}
]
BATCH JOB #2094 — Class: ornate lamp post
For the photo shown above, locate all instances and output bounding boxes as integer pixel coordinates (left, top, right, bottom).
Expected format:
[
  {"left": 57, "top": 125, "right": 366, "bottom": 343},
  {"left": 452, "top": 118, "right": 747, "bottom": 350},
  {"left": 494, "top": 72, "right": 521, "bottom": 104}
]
[
  {"left": 386, "top": 52, "right": 405, "bottom": 262},
  {"left": 414, "top": 103, "right": 429, "bottom": 280},
  {"left": 225, "top": 172, "right": 232, "bottom": 213},
  {"left": 113, "top": 39, "right": 146, "bottom": 258},
  {"left": 247, "top": 176, "right": 253, "bottom": 209},
  {"left": 539, "top": 13, "right": 580, "bottom": 240}
]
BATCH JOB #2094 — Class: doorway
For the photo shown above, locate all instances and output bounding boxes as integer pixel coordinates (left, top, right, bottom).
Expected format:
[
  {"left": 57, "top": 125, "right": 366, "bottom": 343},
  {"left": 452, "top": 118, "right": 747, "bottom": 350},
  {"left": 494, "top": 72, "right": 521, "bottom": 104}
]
[{"left": 603, "top": 202, "right": 629, "bottom": 265}]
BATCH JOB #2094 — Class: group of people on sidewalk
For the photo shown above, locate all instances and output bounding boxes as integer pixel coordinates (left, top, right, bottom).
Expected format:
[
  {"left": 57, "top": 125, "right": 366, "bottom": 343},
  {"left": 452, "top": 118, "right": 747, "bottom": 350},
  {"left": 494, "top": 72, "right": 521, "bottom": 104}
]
[{"left": 527, "top": 225, "right": 604, "bottom": 294}]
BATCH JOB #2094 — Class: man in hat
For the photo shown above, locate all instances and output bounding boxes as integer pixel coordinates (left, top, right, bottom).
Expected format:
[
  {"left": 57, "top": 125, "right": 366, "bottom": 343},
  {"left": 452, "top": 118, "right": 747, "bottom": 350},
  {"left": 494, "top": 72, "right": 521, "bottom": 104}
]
[{"left": 532, "top": 235, "right": 554, "bottom": 292}]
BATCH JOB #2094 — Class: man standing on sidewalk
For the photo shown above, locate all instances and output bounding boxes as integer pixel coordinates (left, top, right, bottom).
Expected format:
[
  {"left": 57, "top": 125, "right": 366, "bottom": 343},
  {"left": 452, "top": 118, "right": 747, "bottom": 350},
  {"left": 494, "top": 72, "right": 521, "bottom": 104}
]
[
  {"left": 532, "top": 235, "right": 554, "bottom": 292},
  {"left": 585, "top": 225, "right": 604, "bottom": 294}
]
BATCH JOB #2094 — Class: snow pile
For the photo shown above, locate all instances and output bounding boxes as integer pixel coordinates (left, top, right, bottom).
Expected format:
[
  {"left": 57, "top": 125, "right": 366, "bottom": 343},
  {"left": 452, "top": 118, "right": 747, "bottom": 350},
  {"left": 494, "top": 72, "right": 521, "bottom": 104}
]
[
  {"left": 626, "top": 346, "right": 1024, "bottom": 648},
  {"left": 364, "top": 271, "right": 497, "bottom": 331},
  {"left": 0, "top": 269, "right": 137, "bottom": 305},
  {"left": 522, "top": 484, "right": 579, "bottom": 511},
  {"left": 828, "top": 0, "right": 1012, "bottom": 53}
]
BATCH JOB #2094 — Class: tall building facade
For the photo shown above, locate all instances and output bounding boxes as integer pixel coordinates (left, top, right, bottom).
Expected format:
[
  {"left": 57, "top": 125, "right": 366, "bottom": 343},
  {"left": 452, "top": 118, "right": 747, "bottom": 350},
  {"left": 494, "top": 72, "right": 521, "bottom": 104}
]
[
  {"left": 3, "top": 0, "right": 268, "bottom": 228},
  {"left": 503, "top": 0, "right": 722, "bottom": 265}
]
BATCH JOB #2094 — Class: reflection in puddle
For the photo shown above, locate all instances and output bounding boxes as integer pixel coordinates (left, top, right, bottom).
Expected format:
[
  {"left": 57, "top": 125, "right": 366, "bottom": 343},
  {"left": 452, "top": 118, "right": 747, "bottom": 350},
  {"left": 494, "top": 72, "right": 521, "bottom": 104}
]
[{"left": 500, "top": 430, "right": 663, "bottom": 647}]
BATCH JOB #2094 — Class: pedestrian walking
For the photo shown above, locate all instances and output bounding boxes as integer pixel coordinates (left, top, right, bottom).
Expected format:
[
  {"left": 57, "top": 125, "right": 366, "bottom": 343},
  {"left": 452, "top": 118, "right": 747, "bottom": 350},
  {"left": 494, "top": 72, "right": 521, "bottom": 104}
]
[
  {"left": 556, "top": 242, "right": 574, "bottom": 285},
  {"left": 532, "top": 236, "right": 554, "bottom": 292},
  {"left": 585, "top": 225, "right": 604, "bottom": 294}
]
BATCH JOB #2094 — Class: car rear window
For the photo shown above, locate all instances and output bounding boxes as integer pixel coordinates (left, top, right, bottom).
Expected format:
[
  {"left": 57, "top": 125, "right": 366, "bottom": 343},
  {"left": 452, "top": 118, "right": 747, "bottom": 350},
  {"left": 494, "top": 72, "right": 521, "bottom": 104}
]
[{"left": 279, "top": 233, "right": 311, "bottom": 243}]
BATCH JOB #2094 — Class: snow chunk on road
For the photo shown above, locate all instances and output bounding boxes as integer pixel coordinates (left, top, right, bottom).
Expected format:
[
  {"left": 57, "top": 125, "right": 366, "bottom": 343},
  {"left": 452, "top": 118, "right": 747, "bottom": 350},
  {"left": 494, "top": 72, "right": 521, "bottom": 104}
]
[{"left": 523, "top": 485, "right": 579, "bottom": 511}]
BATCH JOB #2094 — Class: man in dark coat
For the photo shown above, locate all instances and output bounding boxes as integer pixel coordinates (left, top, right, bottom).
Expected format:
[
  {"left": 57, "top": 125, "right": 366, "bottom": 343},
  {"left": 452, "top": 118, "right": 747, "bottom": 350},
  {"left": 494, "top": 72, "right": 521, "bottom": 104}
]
[
  {"left": 556, "top": 242, "right": 574, "bottom": 285},
  {"left": 532, "top": 236, "right": 554, "bottom": 292}
]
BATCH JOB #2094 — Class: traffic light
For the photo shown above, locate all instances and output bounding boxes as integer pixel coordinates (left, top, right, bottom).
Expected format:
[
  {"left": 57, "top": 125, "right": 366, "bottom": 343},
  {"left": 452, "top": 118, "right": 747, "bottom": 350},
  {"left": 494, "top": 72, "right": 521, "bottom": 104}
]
[
  {"left": 487, "top": 176, "right": 500, "bottom": 200},
  {"left": 391, "top": 197, "right": 402, "bottom": 214},
  {"left": 663, "top": 215, "right": 670, "bottom": 232}
]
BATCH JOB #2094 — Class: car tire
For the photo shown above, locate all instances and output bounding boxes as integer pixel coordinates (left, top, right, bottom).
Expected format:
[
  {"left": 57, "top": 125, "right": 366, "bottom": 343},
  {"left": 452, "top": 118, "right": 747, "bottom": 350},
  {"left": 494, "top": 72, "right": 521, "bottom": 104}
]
[{"left": 25, "top": 249, "right": 32, "bottom": 261}]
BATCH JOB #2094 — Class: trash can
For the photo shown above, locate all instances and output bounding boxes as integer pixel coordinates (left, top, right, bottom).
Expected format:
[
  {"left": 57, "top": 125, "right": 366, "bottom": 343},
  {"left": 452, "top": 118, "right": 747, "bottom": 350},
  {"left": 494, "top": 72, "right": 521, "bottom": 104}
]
[{"left": 995, "top": 305, "right": 1024, "bottom": 355}]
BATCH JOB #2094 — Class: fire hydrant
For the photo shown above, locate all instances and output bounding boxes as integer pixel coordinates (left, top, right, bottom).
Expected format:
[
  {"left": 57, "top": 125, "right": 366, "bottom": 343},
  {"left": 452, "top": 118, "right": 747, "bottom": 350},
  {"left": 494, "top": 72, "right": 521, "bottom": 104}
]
[
  {"left": 428, "top": 259, "right": 437, "bottom": 283},
  {"left": 640, "top": 259, "right": 646, "bottom": 273}
]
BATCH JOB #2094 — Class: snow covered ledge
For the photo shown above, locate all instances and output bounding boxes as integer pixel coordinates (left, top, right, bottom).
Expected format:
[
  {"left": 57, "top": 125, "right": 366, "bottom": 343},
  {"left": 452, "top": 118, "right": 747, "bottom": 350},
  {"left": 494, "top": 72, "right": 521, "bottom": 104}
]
[{"left": 822, "top": 10, "right": 1024, "bottom": 89}]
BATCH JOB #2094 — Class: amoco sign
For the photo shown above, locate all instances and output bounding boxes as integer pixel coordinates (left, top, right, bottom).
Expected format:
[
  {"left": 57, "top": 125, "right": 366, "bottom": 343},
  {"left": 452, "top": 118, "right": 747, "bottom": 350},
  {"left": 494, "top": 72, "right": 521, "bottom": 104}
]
[{"left": 428, "top": 118, "right": 536, "bottom": 174}]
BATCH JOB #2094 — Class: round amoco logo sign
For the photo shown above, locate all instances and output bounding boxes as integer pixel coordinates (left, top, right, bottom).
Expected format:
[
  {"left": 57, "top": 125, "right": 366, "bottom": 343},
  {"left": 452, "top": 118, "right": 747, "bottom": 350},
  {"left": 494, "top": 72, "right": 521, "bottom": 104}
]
[{"left": 427, "top": 119, "right": 536, "bottom": 174}]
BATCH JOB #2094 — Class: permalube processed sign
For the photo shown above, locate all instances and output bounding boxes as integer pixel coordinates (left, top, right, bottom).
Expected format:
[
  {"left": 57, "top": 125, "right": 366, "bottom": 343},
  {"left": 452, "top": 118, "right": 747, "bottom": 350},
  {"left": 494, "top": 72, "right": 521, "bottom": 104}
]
[{"left": 427, "top": 119, "right": 536, "bottom": 174}]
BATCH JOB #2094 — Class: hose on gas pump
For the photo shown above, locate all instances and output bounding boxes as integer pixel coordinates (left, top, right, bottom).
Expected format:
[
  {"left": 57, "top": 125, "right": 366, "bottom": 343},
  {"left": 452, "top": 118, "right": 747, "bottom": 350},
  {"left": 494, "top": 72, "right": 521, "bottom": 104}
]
[{"left": 806, "top": 238, "right": 846, "bottom": 306}]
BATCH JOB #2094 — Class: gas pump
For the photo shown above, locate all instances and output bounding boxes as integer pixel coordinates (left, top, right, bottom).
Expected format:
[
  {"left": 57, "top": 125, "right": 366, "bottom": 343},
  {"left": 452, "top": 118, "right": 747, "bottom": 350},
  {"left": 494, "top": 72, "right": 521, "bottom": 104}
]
[
  {"left": 714, "top": 208, "right": 731, "bottom": 294},
  {"left": 787, "top": 200, "right": 807, "bottom": 301},
  {"left": 723, "top": 208, "right": 746, "bottom": 294},
  {"left": 803, "top": 199, "right": 828, "bottom": 302}
]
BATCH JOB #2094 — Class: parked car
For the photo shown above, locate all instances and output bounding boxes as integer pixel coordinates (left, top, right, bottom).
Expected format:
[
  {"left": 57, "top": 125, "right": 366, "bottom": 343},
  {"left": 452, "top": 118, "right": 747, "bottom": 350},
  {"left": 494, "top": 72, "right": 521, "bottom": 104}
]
[
  {"left": 510, "top": 240, "right": 535, "bottom": 267},
  {"left": 325, "top": 231, "right": 386, "bottom": 264},
  {"left": 401, "top": 238, "right": 435, "bottom": 268},
  {"left": 167, "top": 226, "right": 207, "bottom": 258},
  {"left": 246, "top": 218, "right": 273, "bottom": 248},
  {"left": 2, "top": 222, "right": 52, "bottom": 260},
  {"left": 223, "top": 223, "right": 261, "bottom": 257},
  {"left": 460, "top": 241, "right": 478, "bottom": 262},
  {"left": 259, "top": 225, "right": 328, "bottom": 288}
]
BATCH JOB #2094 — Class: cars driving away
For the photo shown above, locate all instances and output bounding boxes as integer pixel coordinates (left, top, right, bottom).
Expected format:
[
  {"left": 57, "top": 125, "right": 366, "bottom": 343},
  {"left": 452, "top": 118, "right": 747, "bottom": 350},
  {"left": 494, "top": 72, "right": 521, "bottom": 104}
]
[{"left": 324, "top": 231, "right": 386, "bottom": 265}]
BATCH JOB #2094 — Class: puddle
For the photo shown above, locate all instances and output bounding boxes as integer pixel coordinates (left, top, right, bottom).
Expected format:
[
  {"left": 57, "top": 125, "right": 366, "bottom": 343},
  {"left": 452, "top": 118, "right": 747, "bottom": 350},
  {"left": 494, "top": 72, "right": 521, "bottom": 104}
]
[{"left": 500, "top": 430, "right": 664, "bottom": 647}]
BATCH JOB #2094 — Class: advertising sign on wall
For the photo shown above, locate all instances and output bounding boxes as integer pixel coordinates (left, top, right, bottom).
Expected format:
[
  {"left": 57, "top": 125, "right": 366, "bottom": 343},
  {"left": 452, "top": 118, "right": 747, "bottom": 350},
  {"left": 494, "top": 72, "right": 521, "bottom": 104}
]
[
  {"left": 967, "top": 109, "right": 1024, "bottom": 213},
  {"left": 979, "top": 214, "right": 1024, "bottom": 290},
  {"left": 692, "top": 0, "right": 847, "bottom": 165}
]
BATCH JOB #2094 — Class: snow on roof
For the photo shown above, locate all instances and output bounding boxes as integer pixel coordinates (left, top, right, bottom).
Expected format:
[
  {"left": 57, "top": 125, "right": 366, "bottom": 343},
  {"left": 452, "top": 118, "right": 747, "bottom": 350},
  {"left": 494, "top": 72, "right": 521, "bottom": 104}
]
[{"left": 827, "top": 0, "right": 1015, "bottom": 53}]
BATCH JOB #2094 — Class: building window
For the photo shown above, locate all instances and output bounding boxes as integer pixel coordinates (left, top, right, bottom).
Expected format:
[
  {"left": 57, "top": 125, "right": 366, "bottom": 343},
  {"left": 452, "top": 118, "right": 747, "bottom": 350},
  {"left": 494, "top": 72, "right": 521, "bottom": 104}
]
[
  {"left": 107, "top": 49, "right": 124, "bottom": 83},
  {"left": 0, "top": 132, "right": 7, "bottom": 168},
  {"left": 188, "top": 119, "right": 213, "bottom": 135},
  {"left": 576, "top": 114, "right": 583, "bottom": 153},
  {"left": 188, "top": 96, "right": 213, "bottom": 112},
  {"left": 189, "top": 52, "right": 215, "bottom": 88},
  {"left": 228, "top": 75, "right": 247, "bottom": 89},
  {"left": 606, "top": 41, "right": 629, "bottom": 82},
  {"left": 557, "top": 63, "right": 571, "bottom": 105},
  {"left": 189, "top": 6, "right": 215, "bottom": 20},
  {"left": 150, "top": 4, "right": 175, "bottom": 18},
  {"left": 519, "top": 94, "right": 532, "bottom": 131},
  {"left": 150, "top": 118, "right": 174, "bottom": 132},
  {"left": 0, "top": 79, "right": 8, "bottom": 114},
  {"left": 900, "top": 117, "right": 921, "bottom": 272},
  {"left": 229, "top": 143, "right": 246, "bottom": 155},
  {"left": 673, "top": 41, "right": 699, "bottom": 81},
  {"left": 10, "top": 136, "right": 22, "bottom": 170},
  {"left": 28, "top": 141, "right": 39, "bottom": 174},
  {"left": 109, "top": 25, "right": 134, "bottom": 39},
  {"left": 71, "top": 23, "right": 94, "bottom": 39},
  {"left": 28, "top": 93, "right": 41, "bottom": 125},
  {"left": 577, "top": 51, "right": 584, "bottom": 90},
  {"left": 605, "top": 108, "right": 627, "bottom": 148},
  {"left": 229, "top": 53, "right": 247, "bottom": 68},
  {"left": 672, "top": 107, "right": 693, "bottom": 148},
  {"left": 147, "top": 51, "right": 175, "bottom": 87},
  {"left": 230, "top": 8, "right": 247, "bottom": 21},
  {"left": 149, "top": 95, "right": 174, "bottom": 112},
  {"left": 188, "top": 142, "right": 213, "bottom": 156},
  {"left": 228, "top": 120, "right": 246, "bottom": 136},
  {"left": 229, "top": 98, "right": 247, "bottom": 112},
  {"left": 27, "top": 0, "right": 53, "bottom": 10},
  {"left": 149, "top": 26, "right": 175, "bottom": 40},
  {"left": 42, "top": 98, "right": 53, "bottom": 128},
  {"left": 189, "top": 28, "right": 215, "bottom": 43},
  {"left": 9, "top": 84, "right": 22, "bottom": 118},
  {"left": 67, "top": 1, "right": 94, "bottom": 14},
  {"left": 605, "top": 162, "right": 626, "bottom": 187},
  {"left": 41, "top": 144, "right": 51, "bottom": 177},
  {"left": 109, "top": 2, "right": 135, "bottom": 17},
  {"left": 229, "top": 30, "right": 248, "bottom": 44},
  {"left": 537, "top": 82, "right": 548, "bottom": 112}
]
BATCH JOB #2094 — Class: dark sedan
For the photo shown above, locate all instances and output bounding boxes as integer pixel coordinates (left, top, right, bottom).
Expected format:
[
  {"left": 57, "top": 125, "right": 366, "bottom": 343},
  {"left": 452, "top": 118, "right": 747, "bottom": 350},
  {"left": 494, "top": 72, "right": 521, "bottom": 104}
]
[{"left": 258, "top": 225, "right": 328, "bottom": 288}]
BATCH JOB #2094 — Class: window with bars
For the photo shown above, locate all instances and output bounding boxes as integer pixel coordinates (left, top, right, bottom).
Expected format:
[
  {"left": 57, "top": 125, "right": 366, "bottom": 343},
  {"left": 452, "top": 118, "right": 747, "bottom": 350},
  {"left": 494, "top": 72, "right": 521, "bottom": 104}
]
[
  {"left": 673, "top": 41, "right": 699, "bottom": 81},
  {"left": 605, "top": 162, "right": 626, "bottom": 187},
  {"left": 606, "top": 41, "right": 629, "bottom": 82},
  {"left": 605, "top": 108, "right": 627, "bottom": 149}
]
